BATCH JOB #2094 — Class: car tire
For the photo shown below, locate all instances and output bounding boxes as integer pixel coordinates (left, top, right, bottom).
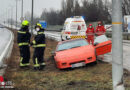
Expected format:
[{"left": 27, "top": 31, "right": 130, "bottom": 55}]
[
  {"left": 92, "top": 61, "right": 97, "bottom": 65},
  {"left": 90, "top": 61, "right": 97, "bottom": 66}
]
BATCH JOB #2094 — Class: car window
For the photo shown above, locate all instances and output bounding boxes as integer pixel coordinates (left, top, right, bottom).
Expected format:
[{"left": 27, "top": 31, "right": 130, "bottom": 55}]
[
  {"left": 57, "top": 39, "right": 89, "bottom": 51},
  {"left": 94, "top": 35, "right": 109, "bottom": 44}
]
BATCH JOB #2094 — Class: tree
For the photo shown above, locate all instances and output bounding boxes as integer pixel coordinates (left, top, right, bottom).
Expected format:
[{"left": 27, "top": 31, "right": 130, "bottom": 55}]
[
  {"left": 66, "top": 0, "right": 74, "bottom": 17},
  {"left": 74, "top": 0, "right": 81, "bottom": 16},
  {"left": 122, "top": 0, "right": 130, "bottom": 15},
  {"left": 40, "top": 0, "right": 111, "bottom": 25}
]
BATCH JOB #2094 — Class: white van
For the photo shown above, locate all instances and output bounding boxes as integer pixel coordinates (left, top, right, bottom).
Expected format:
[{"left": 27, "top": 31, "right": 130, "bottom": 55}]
[{"left": 61, "top": 16, "right": 87, "bottom": 41}]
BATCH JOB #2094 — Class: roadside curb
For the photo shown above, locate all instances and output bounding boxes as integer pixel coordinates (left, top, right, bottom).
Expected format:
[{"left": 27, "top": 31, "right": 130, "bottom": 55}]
[{"left": 0, "top": 29, "right": 14, "bottom": 75}]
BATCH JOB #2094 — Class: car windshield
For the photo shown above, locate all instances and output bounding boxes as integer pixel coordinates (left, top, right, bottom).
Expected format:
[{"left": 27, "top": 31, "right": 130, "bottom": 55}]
[{"left": 57, "top": 39, "right": 89, "bottom": 51}]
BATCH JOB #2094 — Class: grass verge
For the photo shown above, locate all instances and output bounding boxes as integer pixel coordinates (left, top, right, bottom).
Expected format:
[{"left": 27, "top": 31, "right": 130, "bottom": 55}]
[{"left": 3, "top": 29, "right": 130, "bottom": 90}]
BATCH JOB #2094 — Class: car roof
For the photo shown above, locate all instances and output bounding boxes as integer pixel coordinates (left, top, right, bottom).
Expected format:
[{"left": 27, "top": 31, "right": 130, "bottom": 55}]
[{"left": 58, "top": 38, "right": 86, "bottom": 45}]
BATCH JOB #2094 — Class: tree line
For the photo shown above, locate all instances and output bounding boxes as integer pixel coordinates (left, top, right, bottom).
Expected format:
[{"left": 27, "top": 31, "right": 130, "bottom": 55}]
[
  {"left": 122, "top": 0, "right": 130, "bottom": 15},
  {"left": 10, "top": 0, "right": 130, "bottom": 26},
  {"left": 40, "top": 0, "right": 111, "bottom": 25}
]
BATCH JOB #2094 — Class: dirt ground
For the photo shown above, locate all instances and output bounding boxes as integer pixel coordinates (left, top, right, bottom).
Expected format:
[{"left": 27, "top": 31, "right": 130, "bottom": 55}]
[{"left": 3, "top": 29, "right": 130, "bottom": 90}]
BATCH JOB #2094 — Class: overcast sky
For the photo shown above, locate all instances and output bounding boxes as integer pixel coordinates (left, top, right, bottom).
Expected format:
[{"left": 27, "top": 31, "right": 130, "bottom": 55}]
[
  {"left": 0, "top": 0, "right": 111, "bottom": 23},
  {"left": 0, "top": 0, "right": 62, "bottom": 22}
]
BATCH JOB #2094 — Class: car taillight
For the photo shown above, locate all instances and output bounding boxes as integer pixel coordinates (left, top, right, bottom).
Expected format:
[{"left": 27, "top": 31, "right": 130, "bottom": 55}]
[
  {"left": 62, "top": 63, "right": 67, "bottom": 66},
  {"left": 65, "top": 32, "right": 71, "bottom": 34},
  {"left": 87, "top": 57, "right": 92, "bottom": 61}
]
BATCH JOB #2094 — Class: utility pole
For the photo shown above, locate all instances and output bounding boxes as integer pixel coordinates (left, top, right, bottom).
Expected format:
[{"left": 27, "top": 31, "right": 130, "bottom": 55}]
[
  {"left": 21, "top": 0, "right": 24, "bottom": 23},
  {"left": 31, "top": 0, "right": 34, "bottom": 34},
  {"left": 16, "top": 0, "right": 18, "bottom": 29},
  {"left": 11, "top": 7, "right": 13, "bottom": 29},
  {"left": 112, "top": 0, "right": 125, "bottom": 90},
  {"left": 8, "top": 9, "right": 9, "bottom": 27},
  {"left": 6, "top": 9, "right": 8, "bottom": 26}
]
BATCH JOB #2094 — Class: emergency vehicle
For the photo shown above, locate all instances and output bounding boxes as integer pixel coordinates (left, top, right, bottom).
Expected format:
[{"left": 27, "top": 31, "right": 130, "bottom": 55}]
[{"left": 61, "top": 16, "right": 87, "bottom": 41}]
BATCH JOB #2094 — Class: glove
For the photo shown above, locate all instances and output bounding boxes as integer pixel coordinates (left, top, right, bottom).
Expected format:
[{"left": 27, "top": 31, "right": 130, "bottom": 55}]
[{"left": 30, "top": 42, "right": 33, "bottom": 46}]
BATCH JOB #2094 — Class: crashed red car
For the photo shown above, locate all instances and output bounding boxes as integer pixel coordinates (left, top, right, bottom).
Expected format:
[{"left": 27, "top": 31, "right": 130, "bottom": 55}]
[{"left": 52, "top": 35, "right": 112, "bottom": 69}]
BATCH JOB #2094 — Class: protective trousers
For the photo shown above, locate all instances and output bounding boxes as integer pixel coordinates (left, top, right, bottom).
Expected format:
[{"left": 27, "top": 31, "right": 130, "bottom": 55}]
[
  {"left": 19, "top": 45, "right": 30, "bottom": 67},
  {"left": 33, "top": 47, "right": 45, "bottom": 67},
  {"left": 87, "top": 36, "right": 94, "bottom": 45}
]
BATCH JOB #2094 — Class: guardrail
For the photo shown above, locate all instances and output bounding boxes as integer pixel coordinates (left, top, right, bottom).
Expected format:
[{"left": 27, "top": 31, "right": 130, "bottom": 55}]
[
  {"left": 0, "top": 29, "right": 14, "bottom": 67},
  {"left": 45, "top": 29, "right": 61, "bottom": 32},
  {"left": 106, "top": 32, "right": 130, "bottom": 40},
  {"left": 45, "top": 30, "right": 130, "bottom": 40}
]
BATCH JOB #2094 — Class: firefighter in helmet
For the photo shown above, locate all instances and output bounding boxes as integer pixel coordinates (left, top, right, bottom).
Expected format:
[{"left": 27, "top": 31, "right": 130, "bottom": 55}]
[
  {"left": 31, "top": 23, "right": 46, "bottom": 70},
  {"left": 95, "top": 21, "right": 106, "bottom": 36},
  {"left": 17, "top": 20, "right": 31, "bottom": 68},
  {"left": 86, "top": 24, "right": 95, "bottom": 45}
]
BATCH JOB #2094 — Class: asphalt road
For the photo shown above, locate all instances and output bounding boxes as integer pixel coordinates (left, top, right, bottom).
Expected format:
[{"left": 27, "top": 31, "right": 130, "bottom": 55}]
[
  {"left": 104, "top": 42, "right": 130, "bottom": 71},
  {"left": 0, "top": 28, "right": 11, "bottom": 56}
]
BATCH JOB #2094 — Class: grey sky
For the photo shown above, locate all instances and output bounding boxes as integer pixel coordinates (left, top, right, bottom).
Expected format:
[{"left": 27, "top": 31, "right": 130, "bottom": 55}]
[
  {"left": 0, "top": 0, "right": 62, "bottom": 22},
  {"left": 0, "top": 0, "right": 111, "bottom": 23}
]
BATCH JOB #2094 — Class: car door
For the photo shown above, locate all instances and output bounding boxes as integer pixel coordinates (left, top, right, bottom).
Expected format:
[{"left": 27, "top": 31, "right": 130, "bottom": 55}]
[{"left": 94, "top": 35, "right": 112, "bottom": 56}]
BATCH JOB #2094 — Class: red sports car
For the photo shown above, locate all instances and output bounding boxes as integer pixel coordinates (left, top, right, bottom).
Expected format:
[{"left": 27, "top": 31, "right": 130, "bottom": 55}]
[{"left": 52, "top": 35, "right": 112, "bottom": 69}]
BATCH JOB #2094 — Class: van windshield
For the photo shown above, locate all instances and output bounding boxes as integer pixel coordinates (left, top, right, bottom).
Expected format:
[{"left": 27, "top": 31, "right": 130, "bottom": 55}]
[
  {"left": 70, "top": 24, "right": 77, "bottom": 30},
  {"left": 57, "top": 39, "right": 89, "bottom": 51}
]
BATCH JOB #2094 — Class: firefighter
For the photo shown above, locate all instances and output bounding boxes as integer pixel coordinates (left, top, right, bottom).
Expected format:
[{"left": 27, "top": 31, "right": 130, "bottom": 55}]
[
  {"left": 17, "top": 20, "right": 31, "bottom": 68},
  {"left": 31, "top": 23, "right": 46, "bottom": 70},
  {"left": 96, "top": 21, "right": 106, "bottom": 60},
  {"left": 86, "top": 24, "right": 95, "bottom": 45},
  {"left": 95, "top": 21, "right": 106, "bottom": 36}
]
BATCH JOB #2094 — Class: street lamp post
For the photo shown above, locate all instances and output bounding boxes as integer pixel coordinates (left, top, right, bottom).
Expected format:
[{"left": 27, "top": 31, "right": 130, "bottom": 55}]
[
  {"left": 16, "top": 0, "right": 18, "bottom": 29},
  {"left": 21, "top": 0, "right": 24, "bottom": 23},
  {"left": 31, "top": 0, "right": 34, "bottom": 34},
  {"left": 11, "top": 7, "right": 13, "bottom": 29},
  {"left": 8, "top": 9, "right": 10, "bottom": 27}
]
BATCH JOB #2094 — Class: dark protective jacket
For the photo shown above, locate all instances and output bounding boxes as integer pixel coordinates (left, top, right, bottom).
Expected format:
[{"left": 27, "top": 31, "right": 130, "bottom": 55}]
[
  {"left": 17, "top": 26, "right": 31, "bottom": 47},
  {"left": 32, "top": 29, "right": 46, "bottom": 48}
]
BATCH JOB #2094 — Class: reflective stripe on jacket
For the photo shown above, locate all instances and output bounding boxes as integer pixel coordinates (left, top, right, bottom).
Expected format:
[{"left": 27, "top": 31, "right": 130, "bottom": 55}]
[
  {"left": 33, "top": 44, "right": 46, "bottom": 47},
  {"left": 32, "top": 30, "right": 46, "bottom": 48},
  {"left": 18, "top": 42, "right": 29, "bottom": 46},
  {"left": 18, "top": 31, "right": 26, "bottom": 34},
  {"left": 17, "top": 27, "right": 31, "bottom": 47}
]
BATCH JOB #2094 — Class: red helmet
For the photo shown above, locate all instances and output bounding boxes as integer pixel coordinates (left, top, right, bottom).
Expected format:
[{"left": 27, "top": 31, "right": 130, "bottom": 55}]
[
  {"left": 98, "top": 21, "right": 102, "bottom": 25},
  {"left": 89, "top": 24, "right": 93, "bottom": 28},
  {"left": 89, "top": 24, "right": 92, "bottom": 26}
]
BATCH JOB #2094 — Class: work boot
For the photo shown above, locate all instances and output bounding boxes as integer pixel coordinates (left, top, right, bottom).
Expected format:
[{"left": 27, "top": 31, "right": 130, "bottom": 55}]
[
  {"left": 34, "top": 67, "right": 40, "bottom": 70},
  {"left": 19, "top": 66, "right": 30, "bottom": 69},
  {"left": 39, "top": 65, "right": 46, "bottom": 70}
]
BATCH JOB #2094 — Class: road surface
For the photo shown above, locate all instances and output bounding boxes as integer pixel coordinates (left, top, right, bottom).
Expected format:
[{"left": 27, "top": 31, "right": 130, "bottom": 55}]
[{"left": 0, "top": 28, "right": 11, "bottom": 56}]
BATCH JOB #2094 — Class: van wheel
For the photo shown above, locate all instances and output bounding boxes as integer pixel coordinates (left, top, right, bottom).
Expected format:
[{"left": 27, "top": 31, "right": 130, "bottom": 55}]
[
  {"left": 66, "top": 36, "right": 70, "bottom": 40},
  {"left": 61, "top": 35, "right": 64, "bottom": 41}
]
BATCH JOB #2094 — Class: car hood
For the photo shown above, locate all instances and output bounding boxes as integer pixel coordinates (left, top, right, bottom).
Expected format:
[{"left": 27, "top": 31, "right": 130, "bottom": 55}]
[{"left": 55, "top": 45, "right": 95, "bottom": 61}]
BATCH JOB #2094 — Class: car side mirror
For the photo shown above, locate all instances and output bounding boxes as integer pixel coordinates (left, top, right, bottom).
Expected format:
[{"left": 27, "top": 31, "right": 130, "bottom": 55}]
[
  {"left": 51, "top": 51, "right": 56, "bottom": 56},
  {"left": 94, "top": 42, "right": 99, "bottom": 46}
]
